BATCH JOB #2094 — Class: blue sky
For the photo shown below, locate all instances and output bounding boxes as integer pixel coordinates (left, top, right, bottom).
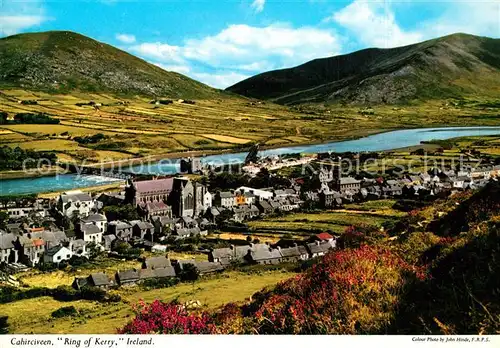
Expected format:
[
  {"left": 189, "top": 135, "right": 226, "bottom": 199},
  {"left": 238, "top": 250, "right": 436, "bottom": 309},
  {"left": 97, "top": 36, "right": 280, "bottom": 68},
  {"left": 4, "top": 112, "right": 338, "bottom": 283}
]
[{"left": 1, "top": 0, "right": 499, "bottom": 88}]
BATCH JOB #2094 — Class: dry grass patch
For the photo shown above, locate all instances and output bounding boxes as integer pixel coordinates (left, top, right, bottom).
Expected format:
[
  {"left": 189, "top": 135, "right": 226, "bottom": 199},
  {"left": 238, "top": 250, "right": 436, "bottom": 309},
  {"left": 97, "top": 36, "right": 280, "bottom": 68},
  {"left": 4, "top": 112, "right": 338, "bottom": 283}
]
[{"left": 201, "top": 134, "right": 251, "bottom": 144}]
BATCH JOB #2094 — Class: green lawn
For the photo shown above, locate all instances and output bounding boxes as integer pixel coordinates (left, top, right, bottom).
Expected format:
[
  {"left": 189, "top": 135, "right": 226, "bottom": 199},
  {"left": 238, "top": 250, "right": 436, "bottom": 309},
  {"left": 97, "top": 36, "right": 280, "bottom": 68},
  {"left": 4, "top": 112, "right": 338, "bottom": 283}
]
[{"left": 1, "top": 270, "right": 292, "bottom": 334}]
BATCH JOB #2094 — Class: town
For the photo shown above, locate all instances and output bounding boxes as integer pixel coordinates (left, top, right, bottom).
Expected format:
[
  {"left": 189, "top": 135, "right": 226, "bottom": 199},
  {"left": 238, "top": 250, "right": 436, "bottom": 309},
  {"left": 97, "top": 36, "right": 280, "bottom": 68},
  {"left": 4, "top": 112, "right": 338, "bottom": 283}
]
[{"left": 1, "top": 148, "right": 499, "bottom": 290}]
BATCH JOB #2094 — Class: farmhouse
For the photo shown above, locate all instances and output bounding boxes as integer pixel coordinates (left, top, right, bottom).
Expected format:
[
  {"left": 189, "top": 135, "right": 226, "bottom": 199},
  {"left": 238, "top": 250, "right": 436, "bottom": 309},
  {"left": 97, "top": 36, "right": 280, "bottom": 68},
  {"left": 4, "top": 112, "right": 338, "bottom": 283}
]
[{"left": 43, "top": 245, "right": 72, "bottom": 264}]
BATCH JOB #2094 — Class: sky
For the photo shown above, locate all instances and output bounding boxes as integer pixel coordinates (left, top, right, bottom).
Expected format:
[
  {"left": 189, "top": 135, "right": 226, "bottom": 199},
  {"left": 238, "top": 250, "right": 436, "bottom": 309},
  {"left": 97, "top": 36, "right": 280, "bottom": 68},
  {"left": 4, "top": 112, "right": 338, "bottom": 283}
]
[{"left": 1, "top": 0, "right": 499, "bottom": 89}]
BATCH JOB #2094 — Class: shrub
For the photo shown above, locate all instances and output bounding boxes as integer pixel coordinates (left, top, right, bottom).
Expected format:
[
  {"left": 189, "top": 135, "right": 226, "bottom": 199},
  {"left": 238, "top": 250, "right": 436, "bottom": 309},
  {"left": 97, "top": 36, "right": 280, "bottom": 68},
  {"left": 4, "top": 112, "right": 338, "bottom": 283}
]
[
  {"left": 179, "top": 263, "right": 199, "bottom": 282},
  {"left": 51, "top": 306, "right": 78, "bottom": 318},
  {"left": 141, "top": 277, "right": 179, "bottom": 290}
]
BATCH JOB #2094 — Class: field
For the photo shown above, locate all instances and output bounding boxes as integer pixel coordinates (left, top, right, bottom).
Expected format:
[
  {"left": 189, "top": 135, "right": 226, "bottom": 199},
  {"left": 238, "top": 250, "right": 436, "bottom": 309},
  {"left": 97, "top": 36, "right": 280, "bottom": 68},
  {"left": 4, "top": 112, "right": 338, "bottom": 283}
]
[
  {"left": 1, "top": 270, "right": 292, "bottom": 334},
  {"left": 248, "top": 200, "right": 404, "bottom": 235},
  {"left": 2, "top": 89, "right": 500, "bottom": 172}
]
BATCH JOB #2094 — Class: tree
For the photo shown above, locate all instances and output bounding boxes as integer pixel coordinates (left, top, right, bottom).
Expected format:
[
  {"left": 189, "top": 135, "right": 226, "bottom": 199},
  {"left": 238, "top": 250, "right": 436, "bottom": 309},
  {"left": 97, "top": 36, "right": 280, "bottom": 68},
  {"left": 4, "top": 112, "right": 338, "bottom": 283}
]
[
  {"left": 103, "top": 204, "right": 139, "bottom": 222},
  {"left": 0, "top": 211, "right": 8, "bottom": 229},
  {"left": 179, "top": 263, "right": 199, "bottom": 282}
]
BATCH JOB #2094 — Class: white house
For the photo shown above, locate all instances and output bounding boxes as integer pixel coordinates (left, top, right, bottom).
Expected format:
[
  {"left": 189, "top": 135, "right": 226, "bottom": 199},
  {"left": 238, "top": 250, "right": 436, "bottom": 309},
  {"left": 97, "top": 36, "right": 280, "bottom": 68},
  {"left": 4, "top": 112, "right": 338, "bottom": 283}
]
[
  {"left": 58, "top": 191, "right": 95, "bottom": 218},
  {"left": 81, "top": 224, "right": 103, "bottom": 244},
  {"left": 80, "top": 214, "right": 108, "bottom": 233},
  {"left": 43, "top": 245, "right": 72, "bottom": 264},
  {"left": 237, "top": 186, "right": 274, "bottom": 201}
]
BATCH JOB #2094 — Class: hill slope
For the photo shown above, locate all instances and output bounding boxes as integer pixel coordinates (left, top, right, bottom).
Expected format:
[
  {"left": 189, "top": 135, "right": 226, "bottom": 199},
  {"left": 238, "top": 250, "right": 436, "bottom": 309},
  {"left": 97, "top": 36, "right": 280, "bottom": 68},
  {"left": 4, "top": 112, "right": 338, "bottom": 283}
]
[
  {"left": 227, "top": 33, "right": 500, "bottom": 105},
  {"left": 0, "top": 31, "right": 219, "bottom": 98}
]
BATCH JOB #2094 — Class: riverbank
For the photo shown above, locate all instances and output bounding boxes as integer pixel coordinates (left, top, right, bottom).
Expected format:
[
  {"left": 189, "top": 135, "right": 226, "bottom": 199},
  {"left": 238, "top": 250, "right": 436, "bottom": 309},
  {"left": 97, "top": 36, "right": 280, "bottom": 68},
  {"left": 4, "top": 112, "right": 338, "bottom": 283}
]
[
  {"left": 2, "top": 127, "right": 500, "bottom": 197},
  {"left": 36, "top": 181, "right": 125, "bottom": 199}
]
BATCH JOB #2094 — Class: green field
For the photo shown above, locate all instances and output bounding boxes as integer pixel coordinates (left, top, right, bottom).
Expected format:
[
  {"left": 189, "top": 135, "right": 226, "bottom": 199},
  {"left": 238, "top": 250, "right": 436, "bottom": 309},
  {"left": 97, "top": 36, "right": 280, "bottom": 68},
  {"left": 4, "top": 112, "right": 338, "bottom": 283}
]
[
  {"left": 1, "top": 270, "right": 292, "bottom": 334},
  {"left": 248, "top": 201, "right": 404, "bottom": 235},
  {"left": 2, "top": 89, "right": 500, "bottom": 170}
]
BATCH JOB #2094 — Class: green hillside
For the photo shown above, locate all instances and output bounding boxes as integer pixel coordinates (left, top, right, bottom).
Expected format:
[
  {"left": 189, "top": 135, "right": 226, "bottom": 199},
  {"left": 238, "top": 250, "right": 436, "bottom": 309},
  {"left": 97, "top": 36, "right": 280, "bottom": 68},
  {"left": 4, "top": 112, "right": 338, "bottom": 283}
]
[
  {"left": 0, "top": 31, "right": 220, "bottom": 99},
  {"left": 227, "top": 33, "right": 500, "bottom": 105}
]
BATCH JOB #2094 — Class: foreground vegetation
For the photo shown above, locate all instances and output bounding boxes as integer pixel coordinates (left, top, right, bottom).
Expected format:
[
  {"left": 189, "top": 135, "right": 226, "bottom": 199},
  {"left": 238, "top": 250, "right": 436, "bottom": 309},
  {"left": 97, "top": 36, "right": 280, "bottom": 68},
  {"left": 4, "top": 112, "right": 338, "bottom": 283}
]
[{"left": 118, "top": 182, "right": 500, "bottom": 334}]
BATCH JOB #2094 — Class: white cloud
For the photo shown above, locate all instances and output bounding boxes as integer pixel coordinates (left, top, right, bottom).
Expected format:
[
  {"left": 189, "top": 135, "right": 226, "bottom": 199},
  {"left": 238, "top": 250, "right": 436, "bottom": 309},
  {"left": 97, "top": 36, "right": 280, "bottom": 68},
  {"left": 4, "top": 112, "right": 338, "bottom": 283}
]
[
  {"left": 192, "top": 72, "right": 251, "bottom": 89},
  {"left": 131, "top": 42, "right": 184, "bottom": 63},
  {"left": 115, "top": 33, "right": 136, "bottom": 44},
  {"left": 421, "top": 1, "right": 500, "bottom": 39},
  {"left": 0, "top": 0, "right": 48, "bottom": 36},
  {"left": 331, "top": 0, "right": 423, "bottom": 48},
  {"left": 181, "top": 24, "right": 340, "bottom": 68},
  {"left": 128, "top": 23, "right": 341, "bottom": 88},
  {"left": 0, "top": 15, "right": 47, "bottom": 36},
  {"left": 251, "top": 0, "right": 266, "bottom": 13},
  {"left": 329, "top": 0, "right": 499, "bottom": 49}
]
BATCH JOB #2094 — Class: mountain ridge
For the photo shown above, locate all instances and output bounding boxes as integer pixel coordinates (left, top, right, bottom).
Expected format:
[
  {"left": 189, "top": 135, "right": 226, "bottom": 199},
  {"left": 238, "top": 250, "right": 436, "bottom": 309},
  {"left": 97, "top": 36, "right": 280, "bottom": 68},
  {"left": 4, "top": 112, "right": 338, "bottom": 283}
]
[
  {"left": 227, "top": 33, "right": 500, "bottom": 105},
  {"left": 0, "top": 30, "right": 220, "bottom": 99}
]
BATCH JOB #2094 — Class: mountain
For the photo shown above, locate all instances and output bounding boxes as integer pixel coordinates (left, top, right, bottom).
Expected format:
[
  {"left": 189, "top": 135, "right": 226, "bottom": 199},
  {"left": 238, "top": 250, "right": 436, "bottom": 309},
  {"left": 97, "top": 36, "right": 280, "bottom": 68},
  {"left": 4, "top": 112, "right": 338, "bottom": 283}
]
[
  {"left": 0, "top": 31, "right": 219, "bottom": 98},
  {"left": 227, "top": 33, "right": 500, "bottom": 105}
]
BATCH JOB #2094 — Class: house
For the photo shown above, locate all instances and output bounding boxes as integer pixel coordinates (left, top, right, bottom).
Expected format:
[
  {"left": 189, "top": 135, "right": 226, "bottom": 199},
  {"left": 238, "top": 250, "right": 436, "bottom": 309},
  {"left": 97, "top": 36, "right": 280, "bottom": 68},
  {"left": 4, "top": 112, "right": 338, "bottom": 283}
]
[
  {"left": 80, "top": 214, "right": 107, "bottom": 233},
  {"left": 256, "top": 200, "right": 273, "bottom": 214},
  {"left": 452, "top": 176, "right": 471, "bottom": 189},
  {"left": 152, "top": 216, "right": 175, "bottom": 236},
  {"left": 69, "top": 239, "right": 87, "bottom": 256},
  {"left": 115, "top": 269, "right": 140, "bottom": 286},
  {"left": 43, "top": 245, "right": 72, "bottom": 264},
  {"left": 87, "top": 273, "right": 113, "bottom": 288},
  {"left": 58, "top": 191, "right": 95, "bottom": 218},
  {"left": 138, "top": 267, "right": 177, "bottom": 282},
  {"left": 15, "top": 235, "right": 46, "bottom": 266},
  {"left": 333, "top": 177, "right": 361, "bottom": 194},
  {"left": 0, "top": 232, "right": 18, "bottom": 264},
  {"left": 175, "top": 260, "right": 225, "bottom": 276},
  {"left": 142, "top": 256, "right": 172, "bottom": 269},
  {"left": 102, "top": 234, "right": 117, "bottom": 251},
  {"left": 130, "top": 220, "right": 155, "bottom": 241},
  {"left": 307, "top": 241, "right": 335, "bottom": 258},
  {"left": 151, "top": 244, "right": 167, "bottom": 253},
  {"left": 174, "top": 227, "right": 206, "bottom": 239},
  {"left": 279, "top": 245, "right": 309, "bottom": 263},
  {"left": 234, "top": 191, "right": 247, "bottom": 206},
  {"left": 81, "top": 224, "right": 103, "bottom": 244},
  {"left": 244, "top": 191, "right": 257, "bottom": 205},
  {"left": 319, "top": 190, "right": 343, "bottom": 208},
  {"left": 214, "top": 191, "right": 234, "bottom": 209},
  {"left": 108, "top": 221, "right": 133, "bottom": 241},
  {"left": 96, "top": 192, "right": 125, "bottom": 209},
  {"left": 315, "top": 232, "right": 335, "bottom": 242},
  {"left": 236, "top": 187, "right": 274, "bottom": 201},
  {"left": 208, "top": 246, "right": 235, "bottom": 264},
  {"left": 244, "top": 244, "right": 283, "bottom": 265},
  {"left": 5, "top": 223, "right": 23, "bottom": 235}
]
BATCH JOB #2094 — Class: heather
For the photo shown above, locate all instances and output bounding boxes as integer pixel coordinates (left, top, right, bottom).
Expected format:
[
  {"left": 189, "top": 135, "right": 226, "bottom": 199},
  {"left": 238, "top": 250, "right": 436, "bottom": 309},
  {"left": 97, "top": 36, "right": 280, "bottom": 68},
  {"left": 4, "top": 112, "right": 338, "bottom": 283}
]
[{"left": 119, "top": 183, "right": 500, "bottom": 334}]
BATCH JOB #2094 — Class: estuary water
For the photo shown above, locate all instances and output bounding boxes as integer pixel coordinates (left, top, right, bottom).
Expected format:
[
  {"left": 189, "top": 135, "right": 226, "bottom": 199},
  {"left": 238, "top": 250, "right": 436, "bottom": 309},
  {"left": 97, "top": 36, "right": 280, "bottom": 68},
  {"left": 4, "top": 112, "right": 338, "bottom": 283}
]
[{"left": 2, "top": 126, "right": 500, "bottom": 196}]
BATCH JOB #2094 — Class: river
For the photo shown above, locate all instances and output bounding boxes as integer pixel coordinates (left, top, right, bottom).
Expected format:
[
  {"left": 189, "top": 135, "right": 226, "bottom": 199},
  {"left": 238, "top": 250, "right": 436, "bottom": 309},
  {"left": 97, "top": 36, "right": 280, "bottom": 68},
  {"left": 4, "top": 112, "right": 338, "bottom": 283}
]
[{"left": 1, "top": 126, "right": 500, "bottom": 196}]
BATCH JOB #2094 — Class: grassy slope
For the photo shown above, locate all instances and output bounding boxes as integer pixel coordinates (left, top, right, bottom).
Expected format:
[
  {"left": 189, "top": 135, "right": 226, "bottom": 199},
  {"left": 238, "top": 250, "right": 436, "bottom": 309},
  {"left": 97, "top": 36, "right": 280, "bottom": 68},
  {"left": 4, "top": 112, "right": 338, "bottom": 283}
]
[
  {"left": 1, "top": 271, "right": 292, "bottom": 334},
  {"left": 227, "top": 33, "right": 500, "bottom": 105},
  {"left": 0, "top": 31, "right": 219, "bottom": 99}
]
